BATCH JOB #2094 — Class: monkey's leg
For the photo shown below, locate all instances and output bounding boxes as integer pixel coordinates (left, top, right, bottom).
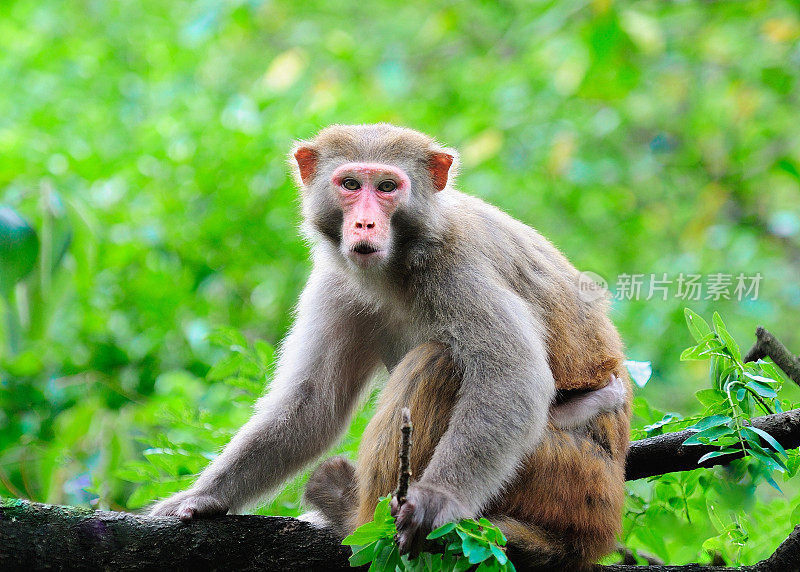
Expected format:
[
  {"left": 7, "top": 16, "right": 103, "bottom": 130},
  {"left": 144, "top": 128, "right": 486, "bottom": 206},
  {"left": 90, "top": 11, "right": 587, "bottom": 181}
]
[
  {"left": 302, "top": 342, "right": 460, "bottom": 538},
  {"left": 487, "top": 409, "right": 630, "bottom": 570},
  {"left": 354, "top": 341, "right": 462, "bottom": 528},
  {"left": 353, "top": 342, "right": 628, "bottom": 570}
]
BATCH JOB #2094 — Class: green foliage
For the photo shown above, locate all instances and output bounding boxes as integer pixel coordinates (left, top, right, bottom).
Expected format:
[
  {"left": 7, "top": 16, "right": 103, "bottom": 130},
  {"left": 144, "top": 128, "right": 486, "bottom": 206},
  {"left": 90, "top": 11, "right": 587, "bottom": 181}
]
[
  {"left": 621, "top": 309, "right": 800, "bottom": 566},
  {"left": 0, "top": 206, "right": 39, "bottom": 294},
  {"left": 680, "top": 309, "right": 791, "bottom": 490},
  {"left": 343, "top": 497, "right": 514, "bottom": 572},
  {"left": 117, "top": 328, "right": 274, "bottom": 508}
]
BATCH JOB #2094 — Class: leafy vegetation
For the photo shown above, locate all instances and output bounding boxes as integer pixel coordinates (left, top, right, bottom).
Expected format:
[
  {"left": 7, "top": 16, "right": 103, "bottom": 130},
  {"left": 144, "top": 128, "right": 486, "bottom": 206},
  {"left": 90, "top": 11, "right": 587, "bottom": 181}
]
[
  {"left": 680, "top": 309, "right": 790, "bottom": 490},
  {"left": 343, "top": 497, "right": 514, "bottom": 572},
  {"left": 621, "top": 311, "right": 800, "bottom": 565},
  {"left": 2, "top": 0, "right": 800, "bottom": 566}
]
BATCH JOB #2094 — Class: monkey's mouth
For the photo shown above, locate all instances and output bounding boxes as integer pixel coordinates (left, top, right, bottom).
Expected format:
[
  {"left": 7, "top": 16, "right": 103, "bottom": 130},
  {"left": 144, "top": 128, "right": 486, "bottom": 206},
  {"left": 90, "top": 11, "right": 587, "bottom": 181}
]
[
  {"left": 352, "top": 242, "right": 380, "bottom": 255},
  {"left": 348, "top": 241, "right": 386, "bottom": 267}
]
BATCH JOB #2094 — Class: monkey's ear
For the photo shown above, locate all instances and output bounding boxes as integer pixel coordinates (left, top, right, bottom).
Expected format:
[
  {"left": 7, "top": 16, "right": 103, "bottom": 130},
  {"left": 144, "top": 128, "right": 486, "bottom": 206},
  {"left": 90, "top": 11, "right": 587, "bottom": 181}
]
[
  {"left": 427, "top": 151, "right": 455, "bottom": 192},
  {"left": 293, "top": 146, "right": 318, "bottom": 184}
]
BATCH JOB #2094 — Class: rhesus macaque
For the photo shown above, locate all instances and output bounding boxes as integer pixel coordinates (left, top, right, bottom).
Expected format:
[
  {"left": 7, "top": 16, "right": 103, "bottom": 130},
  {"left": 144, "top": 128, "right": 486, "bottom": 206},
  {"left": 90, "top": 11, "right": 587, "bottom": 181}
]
[{"left": 150, "top": 124, "right": 631, "bottom": 569}]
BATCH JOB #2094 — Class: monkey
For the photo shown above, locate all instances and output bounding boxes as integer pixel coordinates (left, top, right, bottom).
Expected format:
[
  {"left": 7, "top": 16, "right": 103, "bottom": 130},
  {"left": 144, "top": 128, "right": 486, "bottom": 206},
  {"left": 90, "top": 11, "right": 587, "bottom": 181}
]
[{"left": 149, "top": 123, "right": 631, "bottom": 570}]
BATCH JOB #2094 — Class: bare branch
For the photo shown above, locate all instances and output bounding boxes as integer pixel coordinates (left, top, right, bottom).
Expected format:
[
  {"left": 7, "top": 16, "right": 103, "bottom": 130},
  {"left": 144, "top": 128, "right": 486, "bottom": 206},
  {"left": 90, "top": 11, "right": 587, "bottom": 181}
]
[
  {"left": 394, "top": 407, "right": 413, "bottom": 508},
  {"left": 744, "top": 326, "right": 800, "bottom": 387}
]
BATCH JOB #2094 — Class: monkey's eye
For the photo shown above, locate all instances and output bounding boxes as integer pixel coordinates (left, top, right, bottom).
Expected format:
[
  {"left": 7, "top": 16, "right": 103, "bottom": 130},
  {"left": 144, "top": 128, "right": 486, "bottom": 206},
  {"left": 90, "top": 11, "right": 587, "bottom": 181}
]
[
  {"left": 377, "top": 180, "right": 397, "bottom": 193},
  {"left": 341, "top": 178, "right": 361, "bottom": 191}
]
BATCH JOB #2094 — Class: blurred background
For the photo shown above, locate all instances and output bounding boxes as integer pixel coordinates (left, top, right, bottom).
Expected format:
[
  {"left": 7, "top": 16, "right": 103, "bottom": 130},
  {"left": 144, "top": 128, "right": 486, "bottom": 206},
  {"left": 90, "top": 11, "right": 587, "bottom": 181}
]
[{"left": 1, "top": 0, "right": 799, "bottom": 565}]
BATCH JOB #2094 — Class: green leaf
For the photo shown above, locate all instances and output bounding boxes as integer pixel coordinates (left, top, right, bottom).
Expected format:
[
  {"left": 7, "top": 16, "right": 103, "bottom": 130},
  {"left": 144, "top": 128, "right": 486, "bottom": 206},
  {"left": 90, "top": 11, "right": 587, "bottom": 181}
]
[
  {"left": 718, "top": 364, "right": 739, "bottom": 386},
  {"left": 684, "top": 308, "right": 712, "bottom": 342},
  {"left": 643, "top": 413, "right": 682, "bottom": 435},
  {"left": 765, "top": 472, "right": 783, "bottom": 493},
  {"left": 208, "top": 327, "right": 248, "bottom": 349},
  {"left": 697, "top": 448, "right": 739, "bottom": 464},
  {"left": 349, "top": 541, "right": 379, "bottom": 566},
  {"left": 695, "top": 389, "right": 726, "bottom": 408},
  {"left": 0, "top": 206, "right": 40, "bottom": 292},
  {"left": 373, "top": 496, "right": 393, "bottom": 520},
  {"left": 466, "top": 544, "right": 492, "bottom": 565},
  {"left": 343, "top": 528, "right": 382, "bottom": 546},
  {"left": 342, "top": 500, "right": 395, "bottom": 547},
  {"left": 489, "top": 543, "right": 508, "bottom": 565},
  {"left": 206, "top": 354, "right": 245, "bottom": 381},
  {"left": 747, "top": 440, "right": 788, "bottom": 471},
  {"left": 712, "top": 312, "right": 741, "bottom": 363},
  {"left": 744, "top": 426, "right": 788, "bottom": 458},
  {"left": 369, "top": 539, "right": 396, "bottom": 572},
  {"left": 428, "top": 522, "right": 457, "bottom": 539},
  {"left": 758, "top": 360, "right": 790, "bottom": 385},
  {"left": 742, "top": 371, "right": 778, "bottom": 385},
  {"left": 680, "top": 344, "right": 709, "bottom": 361},
  {"left": 683, "top": 425, "right": 735, "bottom": 446},
  {"left": 476, "top": 560, "right": 501, "bottom": 572},
  {"left": 744, "top": 380, "right": 778, "bottom": 398},
  {"left": 690, "top": 415, "right": 732, "bottom": 431}
]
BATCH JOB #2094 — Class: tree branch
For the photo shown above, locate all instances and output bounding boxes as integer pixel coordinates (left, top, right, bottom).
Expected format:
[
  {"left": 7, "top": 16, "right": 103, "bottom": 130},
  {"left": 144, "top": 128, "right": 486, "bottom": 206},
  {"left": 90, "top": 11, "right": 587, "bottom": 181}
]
[
  {"left": 625, "top": 408, "right": 800, "bottom": 481},
  {"left": 600, "top": 525, "right": 800, "bottom": 571},
  {"left": 2, "top": 500, "right": 798, "bottom": 571},
  {"left": 0, "top": 499, "right": 352, "bottom": 571},
  {"left": 743, "top": 326, "right": 800, "bottom": 387}
]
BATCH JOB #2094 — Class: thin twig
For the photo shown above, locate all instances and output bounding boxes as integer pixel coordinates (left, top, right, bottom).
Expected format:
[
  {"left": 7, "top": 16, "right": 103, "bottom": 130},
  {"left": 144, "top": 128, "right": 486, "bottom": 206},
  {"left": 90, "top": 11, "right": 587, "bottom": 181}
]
[
  {"left": 743, "top": 326, "right": 800, "bottom": 387},
  {"left": 394, "top": 407, "right": 413, "bottom": 508}
]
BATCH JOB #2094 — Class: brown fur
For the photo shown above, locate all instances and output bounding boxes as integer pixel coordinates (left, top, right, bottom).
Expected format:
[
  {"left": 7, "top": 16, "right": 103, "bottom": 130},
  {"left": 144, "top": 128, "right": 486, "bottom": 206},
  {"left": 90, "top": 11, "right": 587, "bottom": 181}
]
[{"left": 355, "top": 342, "right": 463, "bottom": 527}]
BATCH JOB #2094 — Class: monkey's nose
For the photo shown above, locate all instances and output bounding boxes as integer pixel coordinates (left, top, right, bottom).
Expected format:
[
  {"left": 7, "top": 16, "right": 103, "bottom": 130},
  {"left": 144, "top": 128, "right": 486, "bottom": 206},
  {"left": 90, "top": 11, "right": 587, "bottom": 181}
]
[{"left": 355, "top": 220, "right": 375, "bottom": 230}]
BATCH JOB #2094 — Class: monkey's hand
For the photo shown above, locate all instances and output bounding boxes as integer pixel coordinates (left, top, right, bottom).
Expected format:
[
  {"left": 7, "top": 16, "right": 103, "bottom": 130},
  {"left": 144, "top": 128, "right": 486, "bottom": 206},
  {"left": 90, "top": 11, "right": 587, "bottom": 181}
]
[
  {"left": 391, "top": 482, "right": 470, "bottom": 557},
  {"left": 149, "top": 489, "right": 229, "bottom": 521}
]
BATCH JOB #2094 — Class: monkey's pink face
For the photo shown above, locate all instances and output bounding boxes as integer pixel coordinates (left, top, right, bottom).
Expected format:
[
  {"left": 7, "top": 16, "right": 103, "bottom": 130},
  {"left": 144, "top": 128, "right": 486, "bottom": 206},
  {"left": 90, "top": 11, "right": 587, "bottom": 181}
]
[{"left": 331, "top": 162, "right": 410, "bottom": 268}]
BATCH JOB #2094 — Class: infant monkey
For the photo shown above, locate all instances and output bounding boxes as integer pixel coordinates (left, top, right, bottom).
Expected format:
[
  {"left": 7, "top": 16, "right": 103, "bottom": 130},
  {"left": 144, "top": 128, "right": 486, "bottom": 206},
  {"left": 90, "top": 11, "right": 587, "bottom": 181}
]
[{"left": 151, "top": 124, "right": 631, "bottom": 570}]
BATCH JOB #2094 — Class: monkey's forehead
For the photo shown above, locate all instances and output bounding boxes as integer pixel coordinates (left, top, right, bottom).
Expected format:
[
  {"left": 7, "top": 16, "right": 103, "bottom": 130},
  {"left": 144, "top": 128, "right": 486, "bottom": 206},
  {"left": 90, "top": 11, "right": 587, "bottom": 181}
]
[{"left": 308, "top": 123, "right": 443, "bottom": 161}]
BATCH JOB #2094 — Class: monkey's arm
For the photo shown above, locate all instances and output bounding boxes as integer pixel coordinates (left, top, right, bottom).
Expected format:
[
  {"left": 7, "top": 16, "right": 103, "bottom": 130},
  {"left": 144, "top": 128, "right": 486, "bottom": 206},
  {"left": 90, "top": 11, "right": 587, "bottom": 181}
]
[
  {"left": 394, "top": 288, "right": 555, "bottom": 554},
  {"left": 150, "top": 272, "right": 379, "bottom": 520}
]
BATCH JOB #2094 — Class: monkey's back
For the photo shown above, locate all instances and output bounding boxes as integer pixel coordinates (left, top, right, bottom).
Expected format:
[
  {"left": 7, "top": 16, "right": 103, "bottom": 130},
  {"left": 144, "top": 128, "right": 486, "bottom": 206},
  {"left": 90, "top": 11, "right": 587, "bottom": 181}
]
[{"left": 445, "top": 191, "right": 625, "bottom": 392}]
